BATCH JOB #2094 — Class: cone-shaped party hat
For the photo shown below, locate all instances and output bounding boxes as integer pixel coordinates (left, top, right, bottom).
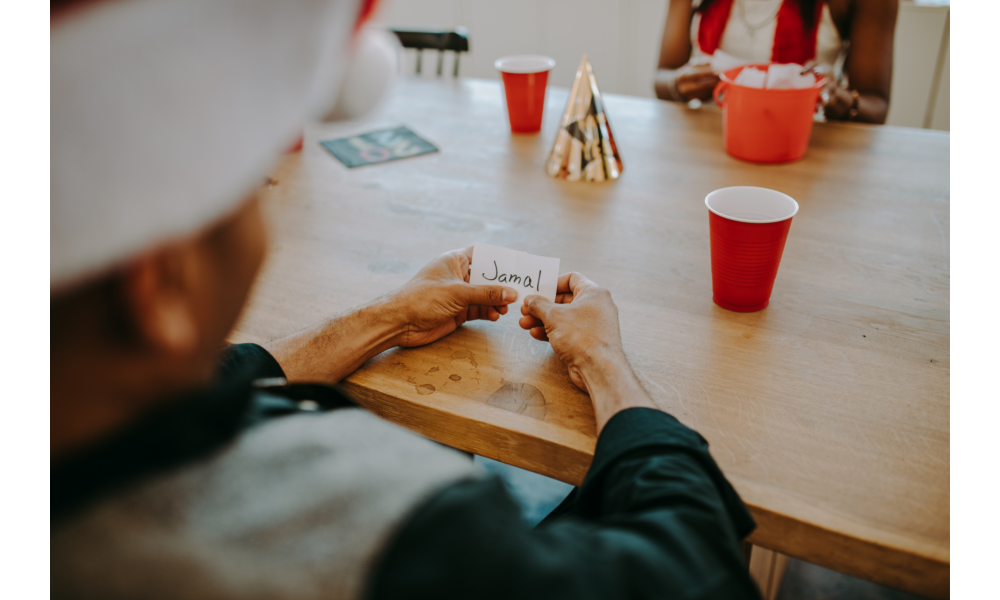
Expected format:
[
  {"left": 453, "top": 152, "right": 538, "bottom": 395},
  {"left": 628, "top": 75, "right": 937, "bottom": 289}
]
[{"left": 545, "top": 55, "right": 622, "bottom": 182}]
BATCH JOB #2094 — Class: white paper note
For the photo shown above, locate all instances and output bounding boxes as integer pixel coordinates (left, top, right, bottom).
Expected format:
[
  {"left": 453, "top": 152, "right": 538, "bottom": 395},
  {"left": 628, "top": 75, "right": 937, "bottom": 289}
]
[
  {"left": 710, "top": 49, "right": 754, "bottom": 73},
  {"left": 765, "top": 63, "right": 815, "bottom": 89},
  {"left": 733, "top": 66, "right": 767, "bottom": 88},
  {"left": 469, "top": 242, "right": 560, "bottom": 314}
]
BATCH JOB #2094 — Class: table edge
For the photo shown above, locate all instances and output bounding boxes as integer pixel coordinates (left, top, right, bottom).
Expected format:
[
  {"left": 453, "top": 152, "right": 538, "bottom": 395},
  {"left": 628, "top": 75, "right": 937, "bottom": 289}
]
[{"left": 342, "top": 380, "right": 948, "bottom": 597}]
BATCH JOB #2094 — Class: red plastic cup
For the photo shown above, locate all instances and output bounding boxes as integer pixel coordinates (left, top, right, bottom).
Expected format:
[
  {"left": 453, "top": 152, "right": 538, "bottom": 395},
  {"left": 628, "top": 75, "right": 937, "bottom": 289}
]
[
  {"left": 495, "top": 55, "right": 556, "bottom": 134},
  {"left": 706, "top": 186, "right": 799, "bottom": 312},
  {"left": 712, "top": 64, "right": 825, "bottom": 163}
]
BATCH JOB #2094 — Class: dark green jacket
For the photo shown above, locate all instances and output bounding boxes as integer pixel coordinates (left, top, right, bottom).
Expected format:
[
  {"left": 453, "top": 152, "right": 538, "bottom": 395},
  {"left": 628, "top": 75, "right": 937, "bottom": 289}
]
[{"left": 52, "top": 344, "right": 760, "bottom": 600}]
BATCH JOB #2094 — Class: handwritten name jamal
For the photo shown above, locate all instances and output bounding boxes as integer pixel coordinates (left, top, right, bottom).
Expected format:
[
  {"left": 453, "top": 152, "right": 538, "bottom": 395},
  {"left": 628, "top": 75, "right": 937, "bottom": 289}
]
[{"left": 481, "top": 261, "right": 542, "bottom": 291}]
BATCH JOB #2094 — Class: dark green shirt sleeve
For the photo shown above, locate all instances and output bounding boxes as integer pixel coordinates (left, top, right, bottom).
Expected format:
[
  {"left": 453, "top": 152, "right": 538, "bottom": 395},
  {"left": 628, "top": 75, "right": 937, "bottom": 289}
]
[
  {"left": 368, "top": 408, "right": 760, "bottom": 600},
  {"left": 217, "top": 342, "right": 286, "bottom": 382}
]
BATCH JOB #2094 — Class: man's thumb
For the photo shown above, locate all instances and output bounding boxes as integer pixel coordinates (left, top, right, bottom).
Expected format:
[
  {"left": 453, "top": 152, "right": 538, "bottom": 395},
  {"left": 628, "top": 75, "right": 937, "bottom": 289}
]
[
  {"left": 522, "top": 294, "right": 554, "bottom": 320},
  {"left": 463, "top": 284, "right": 518, "bottom": 306}
]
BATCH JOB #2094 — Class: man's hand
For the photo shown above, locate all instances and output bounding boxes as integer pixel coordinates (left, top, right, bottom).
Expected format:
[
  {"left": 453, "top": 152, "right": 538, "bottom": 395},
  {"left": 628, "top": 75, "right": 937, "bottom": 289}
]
[
  {"left": 266, "top": 246, "right": 515, "bottom": 384},
  {"left": 518, "top": 272, "right": 657, "bottom": 432},
  {"left": 517, "top": 272, "right": 625, "bottom": 392},
  {"left": 387, "top": 246, "right": 518, "bottom": 348}
]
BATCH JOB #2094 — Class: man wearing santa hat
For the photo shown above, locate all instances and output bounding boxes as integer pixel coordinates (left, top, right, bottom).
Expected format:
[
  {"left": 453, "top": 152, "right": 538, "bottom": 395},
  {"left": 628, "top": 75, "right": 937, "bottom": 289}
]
[{"left": 51, "top": 1, "right": 760, "bottom": 598}]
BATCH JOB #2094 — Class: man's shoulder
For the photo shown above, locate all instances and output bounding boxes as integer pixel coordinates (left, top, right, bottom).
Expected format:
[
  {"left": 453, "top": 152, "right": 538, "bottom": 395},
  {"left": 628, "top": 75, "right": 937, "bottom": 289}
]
[{"left": 52, "top": 408, "right": 479, "bottom": 600}]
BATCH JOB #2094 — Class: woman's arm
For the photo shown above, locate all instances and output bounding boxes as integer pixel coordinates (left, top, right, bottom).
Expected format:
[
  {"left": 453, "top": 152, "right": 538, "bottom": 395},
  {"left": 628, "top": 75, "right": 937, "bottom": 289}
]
[
  {"left": 826, "top": 0, "right": 898, "bottom": 124},
  {"left": 655, "top": 0, "right": 721, "bottom": 102},
  {"left": 658, "top": 0, "right": 695, "bottom": 70}
]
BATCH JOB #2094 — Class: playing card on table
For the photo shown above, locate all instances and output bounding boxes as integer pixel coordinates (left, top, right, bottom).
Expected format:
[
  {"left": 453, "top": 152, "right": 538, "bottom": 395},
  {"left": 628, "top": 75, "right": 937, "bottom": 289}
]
[{"left": 320, "top": 126, "right": 438, "bottom": 168}]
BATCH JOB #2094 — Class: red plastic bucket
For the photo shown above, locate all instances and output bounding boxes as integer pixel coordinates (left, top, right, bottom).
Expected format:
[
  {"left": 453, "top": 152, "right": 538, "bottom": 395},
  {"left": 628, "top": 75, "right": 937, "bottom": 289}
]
[
  {"left": 706, "top": 186, "right": 799, "bottom": 312},
  {"left": 495, "top": 55, "right": 556, "bottom": 134},
  {"left": 712, "top": 64, "right": 824, "bottom": 163}
]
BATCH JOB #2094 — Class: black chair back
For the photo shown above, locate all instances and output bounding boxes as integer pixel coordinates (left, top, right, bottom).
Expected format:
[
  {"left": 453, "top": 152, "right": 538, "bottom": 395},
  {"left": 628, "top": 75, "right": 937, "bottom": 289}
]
[{"left": 390, "top": 27, "right": 469, "bottom": 77}]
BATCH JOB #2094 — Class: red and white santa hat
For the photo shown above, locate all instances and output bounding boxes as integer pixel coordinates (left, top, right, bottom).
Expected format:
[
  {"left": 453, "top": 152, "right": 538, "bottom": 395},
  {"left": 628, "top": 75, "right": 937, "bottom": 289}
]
[{"left": 51, "top": 0, "right": 397, "bottom": 291}]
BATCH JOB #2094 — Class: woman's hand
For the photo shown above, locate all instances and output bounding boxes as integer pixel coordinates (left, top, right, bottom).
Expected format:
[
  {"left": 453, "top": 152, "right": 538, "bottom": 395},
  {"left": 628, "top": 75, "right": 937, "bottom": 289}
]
[
  {"left": 387, "top": 246, "right": 518, "bottom": 348},
  {"left": 822, "top": 86, "right": 856, "bottom": 121},
  {"left": 805, "top": 62, "right": 859, "bottom": 122},
  {"left": 676, "top": 64, "right": 721, "bottom": 102},
  {"left": 655, "top": 63, "right": 719, "bottom": 103}
]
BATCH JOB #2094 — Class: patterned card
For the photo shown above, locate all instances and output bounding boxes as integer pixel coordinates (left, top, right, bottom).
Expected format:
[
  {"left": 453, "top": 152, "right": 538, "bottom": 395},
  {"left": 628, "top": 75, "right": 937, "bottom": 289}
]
[{"left": 320, "top": 126, "right": 438, "bottom": 168}]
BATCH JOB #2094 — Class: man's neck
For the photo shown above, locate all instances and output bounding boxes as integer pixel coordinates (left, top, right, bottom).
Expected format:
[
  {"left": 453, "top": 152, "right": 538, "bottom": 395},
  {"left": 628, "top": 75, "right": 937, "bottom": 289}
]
[{"left": 50, "top": 345, "right": 200, "bottom": 460}]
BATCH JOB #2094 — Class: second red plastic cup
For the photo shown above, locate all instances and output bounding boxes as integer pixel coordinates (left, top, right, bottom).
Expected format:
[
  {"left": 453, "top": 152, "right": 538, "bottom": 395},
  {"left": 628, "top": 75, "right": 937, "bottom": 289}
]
[
  {"left": 706, "top": 187, "right": 799, "bottom": 312},
  {"left": 495, "top": 55, "right": 556, "bottom": 134}
]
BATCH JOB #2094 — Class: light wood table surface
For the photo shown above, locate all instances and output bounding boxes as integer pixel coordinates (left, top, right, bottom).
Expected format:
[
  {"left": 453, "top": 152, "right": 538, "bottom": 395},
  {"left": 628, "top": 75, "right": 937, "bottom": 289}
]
[{"left": 231, "top": 78, "right": 949, "bottom": 598}]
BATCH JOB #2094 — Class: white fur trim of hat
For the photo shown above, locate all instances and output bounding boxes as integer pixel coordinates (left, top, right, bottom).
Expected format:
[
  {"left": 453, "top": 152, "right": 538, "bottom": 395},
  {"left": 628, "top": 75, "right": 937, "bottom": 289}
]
[{"left": 51, "top": 0, "right": 398, "bottom": 291}]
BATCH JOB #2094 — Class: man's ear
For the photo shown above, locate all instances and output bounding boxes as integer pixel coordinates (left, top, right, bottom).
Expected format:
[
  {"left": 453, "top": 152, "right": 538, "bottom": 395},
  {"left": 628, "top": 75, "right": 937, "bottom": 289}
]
[{"left": 120, "top": 245, "right": 200, "bottom": 356}]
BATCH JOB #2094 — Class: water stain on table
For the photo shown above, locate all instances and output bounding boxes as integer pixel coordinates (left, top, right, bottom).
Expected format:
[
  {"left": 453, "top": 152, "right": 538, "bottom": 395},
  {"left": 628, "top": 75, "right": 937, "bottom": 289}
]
[
  {"left": 405, "top": 375, "right": 437, "bottom": 394},
  {"left": 450, "top": 349, "right": 478, "bottom": 368},
  {"left": 487, "top": 381, "right": 547, "bottom": 421}
]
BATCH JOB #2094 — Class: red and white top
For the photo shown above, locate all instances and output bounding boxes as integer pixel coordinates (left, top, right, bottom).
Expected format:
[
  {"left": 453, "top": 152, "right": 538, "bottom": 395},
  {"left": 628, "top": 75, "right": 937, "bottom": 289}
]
[{"left": 689, "top": 0, "right": 844, "bottom": 68}]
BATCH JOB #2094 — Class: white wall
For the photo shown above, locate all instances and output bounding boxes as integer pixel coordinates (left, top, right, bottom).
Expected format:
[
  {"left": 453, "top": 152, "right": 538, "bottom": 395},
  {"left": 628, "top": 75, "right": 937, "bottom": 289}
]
[
  {"left": 377, "top": 0, "right": 949, "bottom": 131},
  {"left": 885, "top": 2, "right": 950, "bottom": 129},
  {"left": 376, "top": 0, "right": 667, "bottom": 99}
]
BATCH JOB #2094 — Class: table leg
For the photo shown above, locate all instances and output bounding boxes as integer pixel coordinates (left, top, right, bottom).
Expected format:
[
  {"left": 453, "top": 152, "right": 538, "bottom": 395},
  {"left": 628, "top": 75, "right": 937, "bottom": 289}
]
[{"left": 746, "top": 544, "right": 790, "bottom": 600}]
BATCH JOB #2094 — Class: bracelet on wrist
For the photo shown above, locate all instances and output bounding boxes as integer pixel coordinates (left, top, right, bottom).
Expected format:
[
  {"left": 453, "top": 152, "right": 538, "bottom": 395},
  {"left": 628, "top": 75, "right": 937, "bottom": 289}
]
[{"left": 847, "top": 89, "right": 860, "bottom": 120}]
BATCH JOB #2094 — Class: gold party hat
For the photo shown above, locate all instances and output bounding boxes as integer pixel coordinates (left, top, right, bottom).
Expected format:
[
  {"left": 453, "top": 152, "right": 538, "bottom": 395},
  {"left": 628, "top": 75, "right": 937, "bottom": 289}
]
[{"left": 545, "top": 55, "right": 623, "bottom": 182}]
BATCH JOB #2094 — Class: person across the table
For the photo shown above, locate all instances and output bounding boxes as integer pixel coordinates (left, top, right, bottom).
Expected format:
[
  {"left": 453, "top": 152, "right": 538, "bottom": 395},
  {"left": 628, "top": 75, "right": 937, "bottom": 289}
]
[
  {"left": 654, "top": 0, "right": 898, "bottom": 123},
  {"left": 51, "top": 1, "right": 760, "bottom": 598}
]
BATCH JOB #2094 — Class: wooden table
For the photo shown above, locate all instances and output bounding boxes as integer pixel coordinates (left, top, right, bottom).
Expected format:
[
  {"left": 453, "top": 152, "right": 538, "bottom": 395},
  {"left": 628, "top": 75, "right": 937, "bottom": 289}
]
[{"left": 232, "top": 78, "right": 949, "bottom": 598}]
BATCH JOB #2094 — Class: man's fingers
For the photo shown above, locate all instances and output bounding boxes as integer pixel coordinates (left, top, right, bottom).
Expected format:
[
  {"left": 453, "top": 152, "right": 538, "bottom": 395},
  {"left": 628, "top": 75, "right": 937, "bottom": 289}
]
[
  {"left": 457, "top": 245, "right": 475, "bottom": 264},
  {"left": 559, "top": 272, "right": 596, "bottom": 296},
  {"left": 519, "top": 315, "right": 543, "bottom": 330},
  {"left": 468, "top": 304, "right": 501, "bottom": 322},
  {"left": 522, "top": 294, "right": 554, "bottom": 321},
  {"left": 451, "top": 246, "right": 475, "bottom": 282},
  {"left": 556, "top": 272, "right": 574, "bottom": 294},
  {"left": 462, "top": 284, "right": 517, "bottom": 307},
  {"left": 529, "top": 327, "right": 549, "bottom": 342}
]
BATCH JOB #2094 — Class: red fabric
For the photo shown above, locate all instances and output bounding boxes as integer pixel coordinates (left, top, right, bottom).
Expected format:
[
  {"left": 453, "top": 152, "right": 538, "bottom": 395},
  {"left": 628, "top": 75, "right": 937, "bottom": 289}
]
[
  {"left": 697, "top": 0, "right": 735, "bottom": 55},
  {"left": 697, "top": 0, "right": 824, "bottom": 65},
  {"left": 771, "top": 0, "right": 823, "bottom": 64},
  {"left": 353, "top": 0, "right": 380, "bottom": 32}
]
